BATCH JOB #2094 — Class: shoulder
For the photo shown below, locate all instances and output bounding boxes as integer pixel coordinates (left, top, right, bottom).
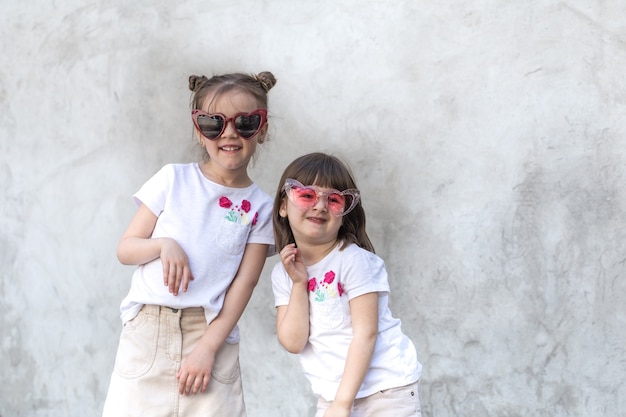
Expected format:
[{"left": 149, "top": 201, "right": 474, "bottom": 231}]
[
  {"left": 166, "top": 163, "right": 197, "bottom": 176},
  {"left": 336, "top": 244, "right": 390, "bottom": 296},
  {"left": 339, "top": 243, "right": 384, "bottom": 267},
  {"left": 150, "top": 163, "right": 196, "bottom": 180},
  {"left": 250, "top": 182, "right": 273, "bottom": 202},
  {"left": 270, "top": 260, "right": 289, "bottom": 287},
  {"left": 245, "top": 183, "right": 274, "bottom": 214},
  {"left": 271, "top": 259, "right": 286, "bottom": 276}
]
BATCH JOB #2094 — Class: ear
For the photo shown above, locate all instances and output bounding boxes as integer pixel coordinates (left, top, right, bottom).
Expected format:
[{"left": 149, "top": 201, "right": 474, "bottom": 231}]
[
  {"left": 195, "top": 128, "right": 205, "bottom": 146},
  {"left": 279, "top": 197, "right": 288, "bottom": 218},
  {"left": 257, "top": 123, "right": 269, "bottom": 144}
]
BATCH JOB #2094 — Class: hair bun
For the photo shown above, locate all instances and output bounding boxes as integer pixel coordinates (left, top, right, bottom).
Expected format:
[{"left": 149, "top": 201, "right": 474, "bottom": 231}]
[
  {"left": 255, "top": 71, "right": 277, "bottom": 92},
  {"left": 189, "top": 75, "right": 209, "bottom": 92}
]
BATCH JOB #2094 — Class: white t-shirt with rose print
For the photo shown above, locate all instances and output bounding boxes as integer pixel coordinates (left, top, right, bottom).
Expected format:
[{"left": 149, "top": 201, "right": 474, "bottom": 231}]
[
  {"left": 119, "top": 163, "right": 274, "bottom": 343},
  {"left": 271, "top": 243, "right": 422, "bottom": 401}
]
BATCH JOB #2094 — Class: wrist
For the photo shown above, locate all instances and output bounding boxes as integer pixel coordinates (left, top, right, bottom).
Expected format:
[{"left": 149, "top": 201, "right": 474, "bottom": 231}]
[
  {"left": 291, "top": 280, "right": 309, "bottom": 290},
  {"left": 331, "top": 396, "right": 353, "bottom": 410},
  {"left": 197, "top": 328, "right": 222, "bottom": 354}
]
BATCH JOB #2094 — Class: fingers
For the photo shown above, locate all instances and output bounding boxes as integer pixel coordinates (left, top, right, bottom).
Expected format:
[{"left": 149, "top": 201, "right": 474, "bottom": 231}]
[
  {"left": 177, "top": 371, "right": 211, "bottom": 395},
  {"left": 200, "top": 374, "right": 210, "bottom": 392},
  {"left": 162, "top": 262, "right": 193, "bottom": 296},
  {"left": 168, "top": 262, "right": 179, "bottom": 295},
  {"left": 160, "top": 239, "right": 193, "bottom": 296},
  {"left": 180, "top": 267, "right": 194, "bottom": 293},
  {"left": 162, "top": 260, "right": 169, "bottom": 287},
  {"left": 280, "top": 243, "right": 298, "bottom": 265}
]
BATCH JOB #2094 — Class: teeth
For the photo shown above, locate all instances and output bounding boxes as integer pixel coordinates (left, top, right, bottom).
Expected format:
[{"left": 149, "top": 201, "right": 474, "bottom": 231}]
[{"left": 221, "top": 146, "right": 240, "bottom": 151}]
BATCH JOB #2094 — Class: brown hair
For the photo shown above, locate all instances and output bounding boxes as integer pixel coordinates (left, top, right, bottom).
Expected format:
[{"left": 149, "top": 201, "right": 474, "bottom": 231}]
[
  {"left": 273, "top": 152, "right": 375, "bottom": 253},
  {"left": 189, "top": 71, "right": 277, "bottom": 110}
]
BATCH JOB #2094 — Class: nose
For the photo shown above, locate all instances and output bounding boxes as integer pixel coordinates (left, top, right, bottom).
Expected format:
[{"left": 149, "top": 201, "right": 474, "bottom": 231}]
[
  {"left": 312, "top": 193, "right": 329, "bottom": 211},
  {"left": 221, "top": 117, "right": 238, "bottom": 137}
]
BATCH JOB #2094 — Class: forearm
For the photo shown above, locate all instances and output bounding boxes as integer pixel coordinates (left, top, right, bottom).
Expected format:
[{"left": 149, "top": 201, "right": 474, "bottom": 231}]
[
  {"left": 333, "top": 331, "right": 377, "bottom": 408},
  {"left": 198, "top": 272, "right": 258, "bottom": 352},
  {"left": 332, "top": 292, "right": 379, "bottom": 410},
  {"left": 196, "top": 243, "right": 267, "bottom": 352},
  {"left": 276, "top": 282, "right": 310, "bottom": 353},
  {"left": 117, "top": 236, "right": 164, "bottom": 265}
]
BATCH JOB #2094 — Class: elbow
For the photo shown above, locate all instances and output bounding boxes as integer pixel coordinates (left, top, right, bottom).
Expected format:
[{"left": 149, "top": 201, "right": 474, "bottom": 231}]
[
  {"left": 278, "top": 335, "right": 308, "bottom": 354},
  {"left": 116, "top": 249, "right": 127, "bottom": 264},
  {"left": 282, "top": 343, "right": 306, "bottom": 355},
  {"left": 355, "top": 327, "right": 378, "bottom": 349},
  {"left": 116, "top": 244, "right": 133, "bottom": 265}
]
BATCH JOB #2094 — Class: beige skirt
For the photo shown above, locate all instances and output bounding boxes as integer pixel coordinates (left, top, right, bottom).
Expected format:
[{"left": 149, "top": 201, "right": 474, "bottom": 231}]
[{"left": 102, "top": 304, "right": 246, "bottom": 417}]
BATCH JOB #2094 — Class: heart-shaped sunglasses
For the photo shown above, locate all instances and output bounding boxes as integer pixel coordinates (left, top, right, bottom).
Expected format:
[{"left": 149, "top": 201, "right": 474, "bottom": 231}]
[
  {"left": 283, "top": 178, "right": 360, "bottom": 217},
  {"left": 192, "top": 109, "right": 267, "bottom": 140}
]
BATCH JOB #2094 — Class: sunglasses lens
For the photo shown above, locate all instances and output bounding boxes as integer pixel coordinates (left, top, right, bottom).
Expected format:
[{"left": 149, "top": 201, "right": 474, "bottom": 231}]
[
  {"left": 327, "top": 192, "right": 348, "bottom": 215},
  {"left": 196, "top": 114, "right": 224, "bottom": 139},
  {"left": 291, "top": 187, "right": 317, "bottom": 208},
  {"left": 234, "top": 114, "right": 262, "bottom": 138}
]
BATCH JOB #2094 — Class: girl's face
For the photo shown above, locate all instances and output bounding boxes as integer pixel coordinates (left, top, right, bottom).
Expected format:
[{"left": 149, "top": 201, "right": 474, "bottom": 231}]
[
  {"left": 279, "top": 181, "right": 344, "bottom": 247},
  {"left": 195, "top": 90, "right": 267, "bottom": 178}
]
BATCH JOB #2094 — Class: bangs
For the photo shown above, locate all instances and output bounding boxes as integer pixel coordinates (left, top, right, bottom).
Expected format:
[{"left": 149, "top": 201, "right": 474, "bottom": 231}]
[{"left": 288, "top": 156, "right": 357, "bottom": 191}]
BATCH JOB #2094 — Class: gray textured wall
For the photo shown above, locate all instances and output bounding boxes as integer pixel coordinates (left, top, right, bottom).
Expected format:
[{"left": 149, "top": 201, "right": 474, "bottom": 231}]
[{"left": 1, "top": 1, "right": 625, "bottom": 416}]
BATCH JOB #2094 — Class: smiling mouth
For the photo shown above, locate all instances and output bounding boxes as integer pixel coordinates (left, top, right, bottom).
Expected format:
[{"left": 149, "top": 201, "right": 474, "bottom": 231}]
[
  {"left": 307, "top": 217, "right": 326, "bottom": 224},
  {"left": 220, "top": 145, "right": 241, "bottom": 151}
]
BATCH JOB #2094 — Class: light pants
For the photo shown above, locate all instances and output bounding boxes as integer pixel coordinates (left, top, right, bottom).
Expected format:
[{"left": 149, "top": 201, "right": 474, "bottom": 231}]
[
  {"left": 102, "top": 304, "right": 246, "bottom": 417},
  {"left": 315, "top": 382, "right": 421, "bottom": 417}
]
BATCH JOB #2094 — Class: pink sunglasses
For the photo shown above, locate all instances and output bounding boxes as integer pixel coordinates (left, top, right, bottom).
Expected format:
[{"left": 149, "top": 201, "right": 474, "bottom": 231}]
[{"left": 283, "top": 178, "right": 360, "bottom": 217}]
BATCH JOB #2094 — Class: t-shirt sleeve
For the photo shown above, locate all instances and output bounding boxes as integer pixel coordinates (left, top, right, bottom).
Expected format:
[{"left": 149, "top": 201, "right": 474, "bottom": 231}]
[
  {"left": 271, "top": 262, "right": 292, "bottom": 307},
  {"left": 343, "top": 249, "right": 391, "bottom": 300},
  {"left": 132, "top": 165, "right": 171, "bottom": 216}
]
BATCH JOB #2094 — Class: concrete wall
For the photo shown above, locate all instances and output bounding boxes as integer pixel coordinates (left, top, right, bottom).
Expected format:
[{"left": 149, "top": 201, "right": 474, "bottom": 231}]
[{"left": 1, "top": 1, "right": 625, "bottom": 416}]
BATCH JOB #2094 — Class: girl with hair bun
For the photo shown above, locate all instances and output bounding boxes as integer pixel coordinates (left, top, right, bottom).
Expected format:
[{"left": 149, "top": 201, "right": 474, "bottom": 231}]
[{"left": 102, "top": 71, "right": 277, "bottom": 417}]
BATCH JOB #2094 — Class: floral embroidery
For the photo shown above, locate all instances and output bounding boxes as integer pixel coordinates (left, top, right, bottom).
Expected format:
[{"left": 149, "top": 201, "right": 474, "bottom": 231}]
[
  {"left": 308, "top": 270, "right": 343, "bottom": 302},
  {"left": 219, "top": 196, "right": 232, "bottom": 208},
  {"left": 219, "top": 197, "right": 258, "bottom": 226}
]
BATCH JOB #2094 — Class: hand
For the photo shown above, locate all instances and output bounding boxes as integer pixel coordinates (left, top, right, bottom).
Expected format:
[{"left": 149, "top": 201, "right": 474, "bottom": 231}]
[
  {"left": 160, "top": 238, "right": 194, "bottom": 295},
  {"left": 323, "top": 403, "right": 352, "bottom": 417},
  {"left": 176, "top": 345, "right": 215, "bottom": 395},
  {"left": 280, "top": 244, "right": 308, "bottom": 285}
]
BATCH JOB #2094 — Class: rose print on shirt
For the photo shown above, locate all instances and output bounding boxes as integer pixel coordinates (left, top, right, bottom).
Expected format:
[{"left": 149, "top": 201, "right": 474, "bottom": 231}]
[
  {"left": 309, "top": 270, "right": 343, "bottom": 303},
  {"left": 309, "top": 269, "right": 346, "bottom": 329},
  {"left": 219, "top": 196, "right": 259, "bottom": 226},
  {"left": 215, "top": 196, "right": 257, "bottom": 254}
]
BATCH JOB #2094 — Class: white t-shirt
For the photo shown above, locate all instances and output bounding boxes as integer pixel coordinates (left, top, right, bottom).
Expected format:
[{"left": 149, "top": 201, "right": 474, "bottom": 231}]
[
  {"left": 271, "top": 243, "right": 422, "bottom": 401},
  {"left": 119, "top": 163, "right": 274, "bottom": 343}
]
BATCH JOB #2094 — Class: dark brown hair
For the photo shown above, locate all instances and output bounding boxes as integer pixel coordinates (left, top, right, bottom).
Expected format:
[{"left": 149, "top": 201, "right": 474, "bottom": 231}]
[{"left": 273, "top": 152, "right": 375, "bottom": 253}]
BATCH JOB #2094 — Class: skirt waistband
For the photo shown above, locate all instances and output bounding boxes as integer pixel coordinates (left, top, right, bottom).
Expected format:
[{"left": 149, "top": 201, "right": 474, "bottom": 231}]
[{"left": 140, "top": 304, "right": 205, "bottom": 317}]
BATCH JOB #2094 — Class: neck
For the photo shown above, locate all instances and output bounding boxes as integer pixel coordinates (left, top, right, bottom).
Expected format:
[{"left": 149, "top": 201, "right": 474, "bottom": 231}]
[
  {"left": 297, "top": 239, "right": 339, "bottom": 266},
  {"left": 198, "top": 161, "right": 252, "bottom": 188}
]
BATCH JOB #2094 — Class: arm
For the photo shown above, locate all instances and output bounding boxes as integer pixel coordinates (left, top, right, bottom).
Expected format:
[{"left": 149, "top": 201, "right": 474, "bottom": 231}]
[
  {"left": 177, "top": 242, "right": 268, "bottom": 395},
  {"left": 325, "top": 292, "right": 379, "bottom": 417},
  {"left": 117, "top": 203, "right": 193, "bottom": 295},
  {"left": 275, "top": 244, "right": 310, "bottom": 353}
]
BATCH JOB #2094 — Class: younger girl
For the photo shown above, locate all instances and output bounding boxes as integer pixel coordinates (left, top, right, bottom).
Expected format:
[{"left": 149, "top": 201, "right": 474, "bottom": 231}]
[
  {"left": 271, "top": 152, "right": 422, "bottom": 417},
  {"left": 102, "top": 71, "right": 277, "bottom": 417}
]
